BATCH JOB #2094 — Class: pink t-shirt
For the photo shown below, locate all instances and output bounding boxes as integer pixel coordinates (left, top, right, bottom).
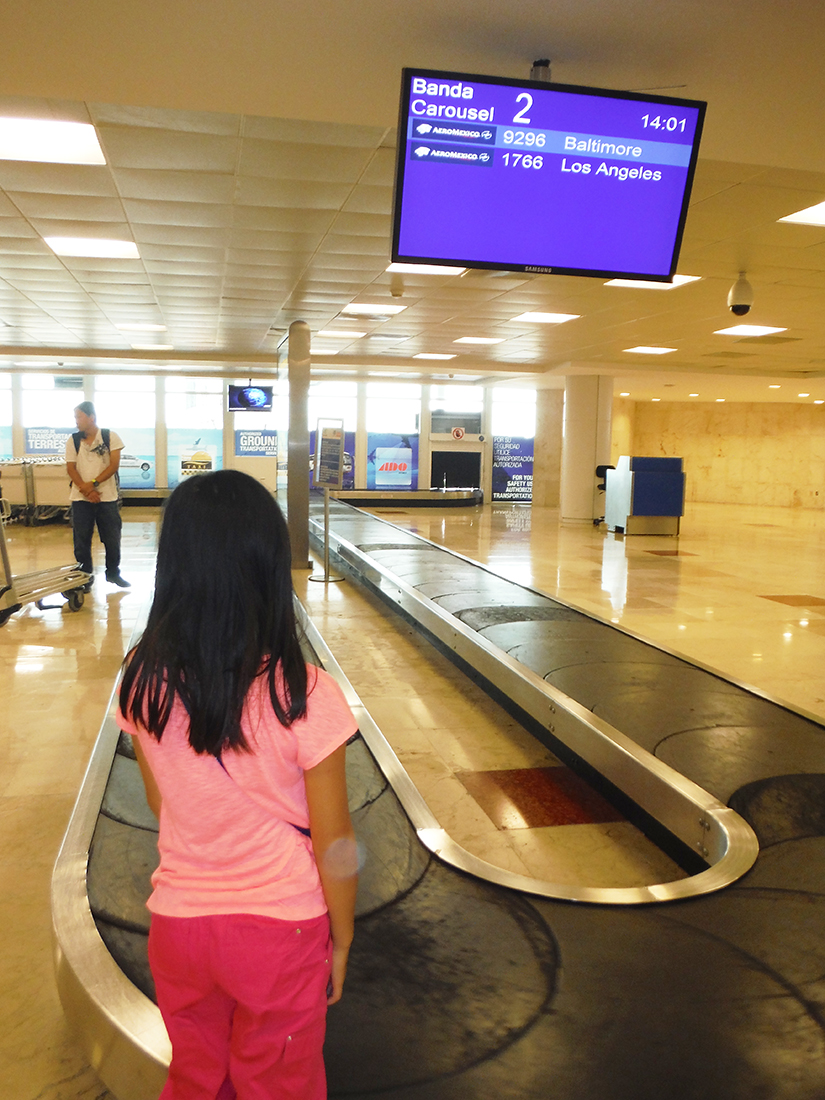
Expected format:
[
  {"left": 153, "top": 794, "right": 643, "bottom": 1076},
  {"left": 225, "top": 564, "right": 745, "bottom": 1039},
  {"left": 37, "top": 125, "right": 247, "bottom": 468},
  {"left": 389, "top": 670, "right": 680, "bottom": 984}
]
[{"left": 116, "top": 665, "right": 358, "bottom": 920}]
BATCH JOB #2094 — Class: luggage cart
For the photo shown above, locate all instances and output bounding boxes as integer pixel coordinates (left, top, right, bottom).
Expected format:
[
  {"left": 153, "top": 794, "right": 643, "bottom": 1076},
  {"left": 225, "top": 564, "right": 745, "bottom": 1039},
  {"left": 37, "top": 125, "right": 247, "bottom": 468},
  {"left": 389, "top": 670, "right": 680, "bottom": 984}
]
[{"left": 0, "top": 498, "right": 90, "bottom": 626}]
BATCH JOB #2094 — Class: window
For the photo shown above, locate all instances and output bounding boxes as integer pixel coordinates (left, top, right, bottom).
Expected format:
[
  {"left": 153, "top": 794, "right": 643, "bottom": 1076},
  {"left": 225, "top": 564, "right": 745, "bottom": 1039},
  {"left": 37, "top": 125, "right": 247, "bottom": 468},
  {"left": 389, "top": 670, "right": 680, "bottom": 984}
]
[{"left": 166, "top": 377, "right": 223, "bottom": 487}]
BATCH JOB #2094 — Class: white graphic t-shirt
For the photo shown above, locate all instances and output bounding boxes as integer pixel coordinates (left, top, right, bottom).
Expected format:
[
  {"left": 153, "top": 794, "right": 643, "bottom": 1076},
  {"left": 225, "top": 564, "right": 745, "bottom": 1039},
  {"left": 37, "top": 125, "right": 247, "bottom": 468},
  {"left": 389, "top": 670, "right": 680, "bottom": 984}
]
[{"left": 66, "top": 429, "right": 123, "bottom": 503}]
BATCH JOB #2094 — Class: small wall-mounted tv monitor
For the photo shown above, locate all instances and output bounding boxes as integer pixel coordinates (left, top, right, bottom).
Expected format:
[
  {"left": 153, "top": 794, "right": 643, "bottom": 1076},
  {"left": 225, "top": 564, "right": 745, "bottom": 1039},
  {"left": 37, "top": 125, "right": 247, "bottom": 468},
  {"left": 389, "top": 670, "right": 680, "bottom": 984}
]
[
  {"left": 228, "top": 385, "right": 273, "bottom": 411},
  {"left": 392, "top": 68, "right": 706, "bottom": 281}
]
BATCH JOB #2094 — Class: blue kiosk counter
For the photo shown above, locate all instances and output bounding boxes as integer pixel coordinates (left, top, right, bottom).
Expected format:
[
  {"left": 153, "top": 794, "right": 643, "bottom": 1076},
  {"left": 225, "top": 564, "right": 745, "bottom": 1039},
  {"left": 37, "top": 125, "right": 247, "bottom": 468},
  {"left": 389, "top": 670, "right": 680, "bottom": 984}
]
[{"left": 605, "top": 456, "right": 685, "bottom": 535}]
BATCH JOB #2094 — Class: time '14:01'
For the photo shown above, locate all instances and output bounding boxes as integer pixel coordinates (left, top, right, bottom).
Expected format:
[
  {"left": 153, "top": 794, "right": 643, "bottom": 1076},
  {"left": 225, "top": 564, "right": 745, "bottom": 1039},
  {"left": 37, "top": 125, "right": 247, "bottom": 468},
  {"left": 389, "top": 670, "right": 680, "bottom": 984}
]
[{"left": 641, "top": 114, "right": 687, "bottom": 132}]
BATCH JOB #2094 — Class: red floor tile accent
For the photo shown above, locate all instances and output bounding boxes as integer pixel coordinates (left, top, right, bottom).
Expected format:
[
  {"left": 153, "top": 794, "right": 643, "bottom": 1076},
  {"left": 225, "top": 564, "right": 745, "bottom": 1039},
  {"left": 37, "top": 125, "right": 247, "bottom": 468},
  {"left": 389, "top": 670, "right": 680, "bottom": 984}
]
[
  {"left": 759, "top": 594, "right": 825, "bottom": 606},
  {"left": 457, "top": 766, "right": 625, "bottom": 830}
]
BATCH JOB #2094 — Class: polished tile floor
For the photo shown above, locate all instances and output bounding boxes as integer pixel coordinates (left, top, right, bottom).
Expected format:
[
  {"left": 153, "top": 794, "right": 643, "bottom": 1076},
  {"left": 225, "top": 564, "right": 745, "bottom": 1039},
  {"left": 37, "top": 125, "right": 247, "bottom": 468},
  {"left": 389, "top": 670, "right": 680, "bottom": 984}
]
[
  {"left": 372, "top": 499, "right": 825, "bottom": 724},
  {"left": 3, "top": 497, "right": 825, "bottom": 1098}
]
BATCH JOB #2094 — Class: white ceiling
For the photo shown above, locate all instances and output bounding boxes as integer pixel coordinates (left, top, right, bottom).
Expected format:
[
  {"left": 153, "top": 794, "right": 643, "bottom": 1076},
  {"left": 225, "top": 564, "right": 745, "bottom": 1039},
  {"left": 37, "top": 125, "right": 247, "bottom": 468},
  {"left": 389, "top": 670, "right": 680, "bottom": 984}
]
[{"left": 2, "top": 0, "right": 825, "bottom": 403}]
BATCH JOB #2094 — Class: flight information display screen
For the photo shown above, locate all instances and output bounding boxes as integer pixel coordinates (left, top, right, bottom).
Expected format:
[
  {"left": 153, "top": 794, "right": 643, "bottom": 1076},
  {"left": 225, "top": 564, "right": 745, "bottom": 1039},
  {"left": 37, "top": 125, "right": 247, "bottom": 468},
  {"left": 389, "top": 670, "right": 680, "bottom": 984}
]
[{"left": 391, "top": 69, "right": 706, "bottom": 281}]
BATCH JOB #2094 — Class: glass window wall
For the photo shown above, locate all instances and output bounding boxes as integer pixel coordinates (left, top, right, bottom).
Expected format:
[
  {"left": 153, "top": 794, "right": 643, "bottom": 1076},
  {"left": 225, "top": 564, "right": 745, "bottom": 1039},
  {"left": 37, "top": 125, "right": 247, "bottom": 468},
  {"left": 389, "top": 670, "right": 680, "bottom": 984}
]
[
  {"left": 309, "top": 381, "right": 357, "bottom": 490},
  {"left": 166, "top": 376, "right": 223, "bottom": 487},
  {"left": 366, "top": 382, "right": 421, "bottom": 490},
  {"left": 0, "top": 376, "right": 11, "bottom": 459},
  {"left": 491, "top": 387, "right": 536, "bottom": 502},
  {"left": 95, "top": 375, "right": 157, "bottom": 488},
  {"left": 21, "top": 376, "right": 82, "bottom": 456}
]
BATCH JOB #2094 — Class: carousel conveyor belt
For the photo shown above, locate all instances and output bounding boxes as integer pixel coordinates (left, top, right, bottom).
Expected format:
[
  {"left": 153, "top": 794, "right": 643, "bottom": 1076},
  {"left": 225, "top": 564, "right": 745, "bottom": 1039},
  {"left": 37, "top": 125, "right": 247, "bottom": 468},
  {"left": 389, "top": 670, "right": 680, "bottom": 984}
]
[{"left": 52, "top": 498, "right": 825, "bottom": 1099}]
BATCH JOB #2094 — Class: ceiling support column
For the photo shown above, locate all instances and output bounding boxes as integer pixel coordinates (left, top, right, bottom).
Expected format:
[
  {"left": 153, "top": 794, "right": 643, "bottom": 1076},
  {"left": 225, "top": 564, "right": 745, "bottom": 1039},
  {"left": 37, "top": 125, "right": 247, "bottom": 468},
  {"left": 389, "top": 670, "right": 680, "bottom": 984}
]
[
  {"left": 287, "top": 320, "right": 312, "bottom": 569},
  {"left": 561, "top": 375, "right": 613, "bottom": 522}
]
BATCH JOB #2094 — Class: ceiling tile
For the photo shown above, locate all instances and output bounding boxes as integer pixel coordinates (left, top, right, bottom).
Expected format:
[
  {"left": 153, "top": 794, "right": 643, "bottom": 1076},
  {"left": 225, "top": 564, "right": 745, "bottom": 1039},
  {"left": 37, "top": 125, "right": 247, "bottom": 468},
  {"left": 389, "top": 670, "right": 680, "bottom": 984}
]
[
  {"left": 7, "top": 193, "right": 126, "bottom": 221},
  {"left": 238, "top": 139, "right": 373, "bottom": 182},
  {"left": 113, "top": 168, "right": 237, "bottom": 204},
  {"left": 122, "top": 199, "right": 234, "bottom": 227},
  {"left": 97, "top": 126, "right": 240, "bottom": 172}
]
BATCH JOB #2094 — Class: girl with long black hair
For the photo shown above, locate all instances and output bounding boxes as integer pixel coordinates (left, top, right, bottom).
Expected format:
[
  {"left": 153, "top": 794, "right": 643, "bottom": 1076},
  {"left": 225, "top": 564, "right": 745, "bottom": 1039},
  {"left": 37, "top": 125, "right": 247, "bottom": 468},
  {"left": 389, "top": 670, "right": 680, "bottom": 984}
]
[{"left": 117, "top": 470, "right": 358, "bottom": 1100}]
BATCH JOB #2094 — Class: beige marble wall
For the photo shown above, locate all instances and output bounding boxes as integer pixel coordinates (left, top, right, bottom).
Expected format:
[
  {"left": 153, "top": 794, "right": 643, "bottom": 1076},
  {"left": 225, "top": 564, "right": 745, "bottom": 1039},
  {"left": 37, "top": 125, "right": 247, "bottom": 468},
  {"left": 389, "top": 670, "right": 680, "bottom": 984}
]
[
  {"left": 610, "top": 398, "right": 635, "bottom": 466},
  {"left": 532, "top": 389, "right": 564, "bottom": 507},
  {"left": 629, "top": 401, "right": 825, "bottom": 509}
]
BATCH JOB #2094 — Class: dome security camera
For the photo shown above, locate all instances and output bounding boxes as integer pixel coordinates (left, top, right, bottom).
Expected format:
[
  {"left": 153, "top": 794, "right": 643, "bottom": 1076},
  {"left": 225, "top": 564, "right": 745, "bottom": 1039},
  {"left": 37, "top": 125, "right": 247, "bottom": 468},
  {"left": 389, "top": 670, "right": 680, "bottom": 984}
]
[{"left": 727, "top": 273, "right": 754, "bottom": 317}]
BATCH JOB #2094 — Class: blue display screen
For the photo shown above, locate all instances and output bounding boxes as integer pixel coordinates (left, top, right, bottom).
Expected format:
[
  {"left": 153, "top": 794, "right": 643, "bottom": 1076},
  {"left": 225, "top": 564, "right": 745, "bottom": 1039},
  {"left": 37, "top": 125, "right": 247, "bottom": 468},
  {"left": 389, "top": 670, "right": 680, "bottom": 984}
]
[
  {"left": 227, "top": 385, "right": 273, "bottom": 411},
  {"left": 392, "top": 69, "right": 706, "bottom": 280}
]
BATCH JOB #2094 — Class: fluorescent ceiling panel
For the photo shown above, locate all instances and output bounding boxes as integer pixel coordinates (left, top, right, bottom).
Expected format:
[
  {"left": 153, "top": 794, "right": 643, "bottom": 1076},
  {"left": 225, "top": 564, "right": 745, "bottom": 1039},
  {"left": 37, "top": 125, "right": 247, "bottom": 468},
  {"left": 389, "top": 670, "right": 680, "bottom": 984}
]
[
  {"left": 342, "top": 303, "right": 407, "bottom": 316},
  {"left": 386, "top": 263, "right": 466, "bottom": 275},
  {"left": 623, "top": 346, "right": 676, "bottom": 354},
  {"left": 606, "top": 275, "right": 701, "bottom": 289},
  {"left": 777, "top": 201, "right": 825, "bottom": 227},
  {"left": 0, "top": 118, "right": 106, "bottom": 164},
  {"left": 45, "top": 237, "right": 140, "bottom": 259},
  {"left": 511, "top": 312, "right": 580, "bottom": 324},
  {"left": 713, "top": 325, "right": 787, "bottom": 336}
]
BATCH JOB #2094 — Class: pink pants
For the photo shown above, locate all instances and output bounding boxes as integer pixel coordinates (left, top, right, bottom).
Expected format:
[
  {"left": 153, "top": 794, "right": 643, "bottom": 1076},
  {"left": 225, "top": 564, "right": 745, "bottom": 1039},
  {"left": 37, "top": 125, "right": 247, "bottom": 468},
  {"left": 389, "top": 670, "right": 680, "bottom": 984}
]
[{"left": 149, "top": 912, "right": 331, "bottom": 1100}]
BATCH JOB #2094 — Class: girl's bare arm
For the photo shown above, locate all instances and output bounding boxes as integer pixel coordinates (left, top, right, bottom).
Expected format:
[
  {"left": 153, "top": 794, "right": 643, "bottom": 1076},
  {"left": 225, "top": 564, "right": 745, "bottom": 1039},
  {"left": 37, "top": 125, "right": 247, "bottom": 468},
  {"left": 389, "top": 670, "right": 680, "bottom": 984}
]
[{"left": 305, "top": 743, "right": 358, "bottom": 1004}]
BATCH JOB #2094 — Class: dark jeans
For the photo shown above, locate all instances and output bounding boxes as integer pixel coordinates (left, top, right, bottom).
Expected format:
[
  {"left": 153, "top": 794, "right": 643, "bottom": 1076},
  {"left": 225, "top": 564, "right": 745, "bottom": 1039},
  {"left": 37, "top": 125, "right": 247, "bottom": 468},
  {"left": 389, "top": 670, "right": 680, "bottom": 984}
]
[{"left": 71, "top": 500, "right": 122, "bottom": 576}]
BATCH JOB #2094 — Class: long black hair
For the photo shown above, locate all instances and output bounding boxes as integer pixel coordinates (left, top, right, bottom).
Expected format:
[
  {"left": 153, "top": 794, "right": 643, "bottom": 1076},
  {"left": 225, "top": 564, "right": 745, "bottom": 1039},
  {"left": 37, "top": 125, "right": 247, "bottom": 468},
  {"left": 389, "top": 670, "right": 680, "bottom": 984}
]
[{"left": 119, "top": 470, "right": 308, "bottom": 754}]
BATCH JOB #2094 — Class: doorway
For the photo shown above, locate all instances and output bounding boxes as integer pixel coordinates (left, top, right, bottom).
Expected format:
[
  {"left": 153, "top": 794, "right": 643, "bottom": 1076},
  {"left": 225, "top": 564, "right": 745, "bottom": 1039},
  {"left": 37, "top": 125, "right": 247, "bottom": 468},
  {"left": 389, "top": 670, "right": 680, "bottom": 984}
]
[{"left": 431, "top": 450, "right": 481, "bottom": 489}]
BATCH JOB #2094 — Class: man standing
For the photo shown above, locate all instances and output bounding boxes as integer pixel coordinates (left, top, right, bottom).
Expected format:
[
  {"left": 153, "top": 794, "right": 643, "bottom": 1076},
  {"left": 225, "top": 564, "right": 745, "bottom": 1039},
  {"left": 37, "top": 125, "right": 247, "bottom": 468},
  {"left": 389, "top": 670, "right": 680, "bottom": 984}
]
[{"left": 65, "top": 401, "right": 130, "bottom": 589}]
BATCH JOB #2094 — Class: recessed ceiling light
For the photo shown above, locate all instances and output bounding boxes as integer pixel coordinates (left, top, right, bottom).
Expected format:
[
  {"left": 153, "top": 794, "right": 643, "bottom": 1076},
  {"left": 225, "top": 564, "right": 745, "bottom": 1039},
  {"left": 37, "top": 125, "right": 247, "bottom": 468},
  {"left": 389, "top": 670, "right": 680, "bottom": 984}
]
[
  {"left": 689, "top": 393, "right": 699, "bottom": 396},
  {"left": 623, "top": 346, "right": 676, "bottom": 355},
  {"left": 131, "top": 343, "right": 173, "bottom": 351},
  {"left": 316, "top": 329, "right": 366, "bottom": 339},
  {"left": 619, "top": 391, "right": 630, "bottom": 396},
  {"left": 117, "top": 323, "right": 166, "bottom": 332},
  {"left": 605, "top": 275, "right": 701, "bottom": 289},
  {"left": 778, "top": 201, "right": 825, "bottom": 227},
  {"left": 815, "top": 400, "right": 824, "bottom": 405},
  {"left": 651, "top": 397, "right": 661, "bottom": 402},
  {"left": 45, "top": 237, "right": 140, "bottom": 259},
  {"left": 342, "top": 303, "right": 406, "bottom": 316},
  {"left": 414, "top": 353, "right": 457, "bottom": 360},
  {"left": 799, "top": 392, "right": 811, "bottom": 397},
  {"left": 769, "top": 384, "right": 781, "bottom": 389},
  {"left": 386, "top": 263, "right": 465, "bottom": 275},
  {"left": 713, "top": 324, "right": 787, "bottom": 336},
  {"left": 716, "top": 398, "right": 726, "bottom": 402},
  {"left": 454, "top": 336, "right": 505, "bottom": 345},
  {"left": 0, "top": 118, "right": 106, "bottom": 164},
  {"left": 510, "top": 311, "right": 580, "bottom": 324}
]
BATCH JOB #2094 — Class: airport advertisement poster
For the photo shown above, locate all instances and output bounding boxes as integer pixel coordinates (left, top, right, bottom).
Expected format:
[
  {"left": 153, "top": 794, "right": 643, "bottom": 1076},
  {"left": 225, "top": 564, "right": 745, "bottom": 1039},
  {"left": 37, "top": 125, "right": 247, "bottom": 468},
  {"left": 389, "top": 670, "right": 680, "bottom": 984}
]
[
  {"left": 167, "top": 428, "right": 223, "bottom": 488},
  {"left": 117, "top": 427, "right": 156, "bottom": 489},
  {"left": 366, "top": 433, "right": 419, "bottom": 490},
  {"left": 24, "top": 426, "right": 74, "bottom": 454},
  {"left": 234, "top": 429, "right": 278, "bottom": 458},
  {"left": 492, "top": 436, "right": 533, "bottom": 502},
  {"left": 23, "top": 425, "right": 156, "bottom": 489},
  {"left": 0, "top": 425, "right": 13, "bottom": 460}
]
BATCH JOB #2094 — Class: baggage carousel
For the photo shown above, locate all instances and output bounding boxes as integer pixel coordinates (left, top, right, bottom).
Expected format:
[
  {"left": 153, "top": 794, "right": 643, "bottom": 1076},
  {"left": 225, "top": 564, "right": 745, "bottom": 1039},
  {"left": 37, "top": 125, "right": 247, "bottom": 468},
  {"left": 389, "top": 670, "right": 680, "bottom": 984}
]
[{"left": 52, "top": 498, "right": 825, "bottom": 1099}]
